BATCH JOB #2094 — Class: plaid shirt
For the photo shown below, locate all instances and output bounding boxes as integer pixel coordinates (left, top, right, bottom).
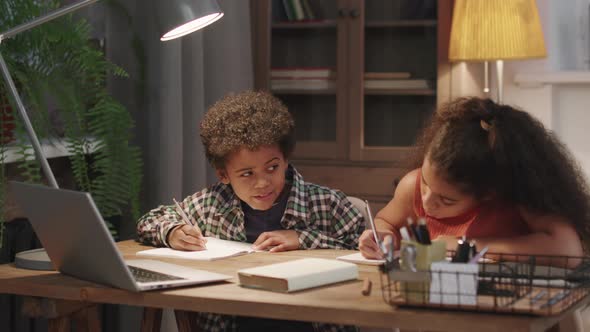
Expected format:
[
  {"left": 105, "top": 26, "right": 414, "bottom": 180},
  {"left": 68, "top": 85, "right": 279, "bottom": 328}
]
[{"left": 137, "top": 165, "right": 363, "bottom": 332}]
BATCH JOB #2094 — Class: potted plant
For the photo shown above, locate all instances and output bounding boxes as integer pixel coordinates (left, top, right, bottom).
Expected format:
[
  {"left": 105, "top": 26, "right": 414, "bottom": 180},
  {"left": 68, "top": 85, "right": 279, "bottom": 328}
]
[{"left": 0, "top": 0, "right": 142, "bottom": 241}]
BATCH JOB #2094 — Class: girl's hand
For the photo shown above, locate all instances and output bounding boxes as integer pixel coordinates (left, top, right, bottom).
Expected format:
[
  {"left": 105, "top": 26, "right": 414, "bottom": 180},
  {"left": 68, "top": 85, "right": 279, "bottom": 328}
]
[
  {"left": 358, "top": 229, "right": 394, "bottom": 259},
  {"left": 168, "top": 225, "right": 207, "bottom": 251},
  {"left": 253, "top": 230, "right": 300, "bottom": 252}
]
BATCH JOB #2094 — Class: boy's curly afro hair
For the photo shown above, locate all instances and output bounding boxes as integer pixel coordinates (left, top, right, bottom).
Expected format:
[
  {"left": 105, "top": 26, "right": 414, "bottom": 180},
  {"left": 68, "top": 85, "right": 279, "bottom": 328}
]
[{"left": 200, "top": 90, "right": 295, "bottom": 169}]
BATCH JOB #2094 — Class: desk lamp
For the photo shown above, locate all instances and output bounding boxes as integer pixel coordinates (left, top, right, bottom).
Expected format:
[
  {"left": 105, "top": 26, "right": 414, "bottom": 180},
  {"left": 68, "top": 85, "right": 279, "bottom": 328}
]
[
  {"left": 448, "top": 0, "right": 546, "bottom": 103},
  {"left": 0, "top": 0, "right": 223, "bottom": 270}
]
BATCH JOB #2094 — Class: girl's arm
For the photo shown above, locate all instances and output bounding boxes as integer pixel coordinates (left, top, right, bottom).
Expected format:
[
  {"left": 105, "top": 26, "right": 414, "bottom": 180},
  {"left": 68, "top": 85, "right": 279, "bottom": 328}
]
[
  {"left": 359, "top": 169, "right": 419, "bottom": 258},
  {"left": 472, "top": 208, "right": 584, "bottom": 266}
]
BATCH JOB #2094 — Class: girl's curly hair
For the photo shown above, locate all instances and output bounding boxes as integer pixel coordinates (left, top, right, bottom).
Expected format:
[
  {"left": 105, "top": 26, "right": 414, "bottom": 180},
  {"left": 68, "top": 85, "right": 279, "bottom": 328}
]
[
  {"left": 200, "top": 90, "right": 295, "bottom": 169},
  {"left": 413, "top": 97, "right": 590, "bottom": 250}
]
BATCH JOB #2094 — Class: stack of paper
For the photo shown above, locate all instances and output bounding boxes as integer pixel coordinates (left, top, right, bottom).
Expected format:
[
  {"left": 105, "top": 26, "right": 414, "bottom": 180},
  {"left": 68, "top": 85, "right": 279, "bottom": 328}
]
[{"left": 136, "top": 237, "right": 259, "bottom": 261}]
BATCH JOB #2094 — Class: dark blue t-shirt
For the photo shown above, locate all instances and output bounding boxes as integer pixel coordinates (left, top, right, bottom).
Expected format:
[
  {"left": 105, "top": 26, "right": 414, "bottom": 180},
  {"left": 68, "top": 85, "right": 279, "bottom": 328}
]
[{"left": 241, "top": 186, "right": 290, "bottom": 243}]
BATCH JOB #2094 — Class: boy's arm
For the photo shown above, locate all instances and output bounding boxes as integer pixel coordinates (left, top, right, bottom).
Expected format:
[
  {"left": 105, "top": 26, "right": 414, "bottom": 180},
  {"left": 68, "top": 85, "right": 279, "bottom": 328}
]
[
  {"left": 137, "top": 201, "right": 196, "bottom": 247},
  {"left": 297, "top": 193, "right": 364, "bottom": 250}
]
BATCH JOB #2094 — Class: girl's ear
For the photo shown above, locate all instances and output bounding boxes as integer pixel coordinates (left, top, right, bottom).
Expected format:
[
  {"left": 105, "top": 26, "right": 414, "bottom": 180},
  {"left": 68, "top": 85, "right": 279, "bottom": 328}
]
[{"left": 216, "top": 169, "right": 230, "bottom": 184}]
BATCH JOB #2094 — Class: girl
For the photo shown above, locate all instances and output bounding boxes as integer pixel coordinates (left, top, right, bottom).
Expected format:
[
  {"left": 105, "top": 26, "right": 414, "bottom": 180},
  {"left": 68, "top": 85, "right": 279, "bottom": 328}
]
[{"left": 359, "top": 97, "right": 589, "bottom": 263}]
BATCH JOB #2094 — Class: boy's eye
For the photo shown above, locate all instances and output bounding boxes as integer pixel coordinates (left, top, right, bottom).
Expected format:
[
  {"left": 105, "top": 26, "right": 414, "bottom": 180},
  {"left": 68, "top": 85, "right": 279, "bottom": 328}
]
[
  {"left": 267, "top": 165, "right": 279, "bottom": 172},
  {"left": 240, "top": 171, "right": 252, "bottom": 178}
]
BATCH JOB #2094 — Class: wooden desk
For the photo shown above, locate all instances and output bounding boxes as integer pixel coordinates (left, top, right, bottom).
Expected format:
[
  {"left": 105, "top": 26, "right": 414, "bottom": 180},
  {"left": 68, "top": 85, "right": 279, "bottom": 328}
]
[{"left": 0, "top": 240, "right": 586, "bottom": 332}]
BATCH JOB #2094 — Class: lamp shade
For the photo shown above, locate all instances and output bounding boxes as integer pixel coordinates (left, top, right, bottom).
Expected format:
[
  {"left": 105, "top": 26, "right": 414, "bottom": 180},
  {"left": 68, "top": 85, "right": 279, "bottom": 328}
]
[
  {"left": 449, "top": 0, "right": 546, "bottom": 61},
  {"left": 157, "top": 0, "right": 224, "bottom": 41}
]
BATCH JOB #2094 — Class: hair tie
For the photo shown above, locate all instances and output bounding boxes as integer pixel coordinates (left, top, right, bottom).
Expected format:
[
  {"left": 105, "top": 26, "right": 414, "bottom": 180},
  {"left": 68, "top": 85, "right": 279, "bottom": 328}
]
[{"left": 480, "top": 119, "right": 491, "bottom": 131}]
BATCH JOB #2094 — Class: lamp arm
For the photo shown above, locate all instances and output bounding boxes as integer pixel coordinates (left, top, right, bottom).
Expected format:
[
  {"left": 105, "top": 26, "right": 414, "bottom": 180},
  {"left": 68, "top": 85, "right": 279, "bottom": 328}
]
[
  {"left": 0, "top": 0, "right": 99, "bottom": 42},
  {"left": 0, "top": 52, "right": 59, "bottom": 188}
]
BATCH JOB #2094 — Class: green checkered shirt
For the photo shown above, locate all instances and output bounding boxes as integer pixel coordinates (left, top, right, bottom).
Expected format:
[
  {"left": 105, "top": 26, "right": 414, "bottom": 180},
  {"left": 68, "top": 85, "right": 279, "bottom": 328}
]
[{"left": 136, "top": 164, "right": 363, "bottom": 332}]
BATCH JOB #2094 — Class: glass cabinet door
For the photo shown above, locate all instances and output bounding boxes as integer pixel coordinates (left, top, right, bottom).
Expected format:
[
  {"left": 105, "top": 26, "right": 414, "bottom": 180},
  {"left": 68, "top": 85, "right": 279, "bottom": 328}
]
[
  {"left": 254, "top": 0, "right": 348, "bottom": 160},
  {"left": 349, "top": 0, "right": 440, "bottom": 163}
]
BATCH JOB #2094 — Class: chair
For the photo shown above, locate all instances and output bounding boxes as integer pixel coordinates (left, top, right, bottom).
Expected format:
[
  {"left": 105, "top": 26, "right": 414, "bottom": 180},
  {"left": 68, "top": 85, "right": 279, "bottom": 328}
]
[{"left": 347, "top": 196, "right": 370, "bottom": 227}]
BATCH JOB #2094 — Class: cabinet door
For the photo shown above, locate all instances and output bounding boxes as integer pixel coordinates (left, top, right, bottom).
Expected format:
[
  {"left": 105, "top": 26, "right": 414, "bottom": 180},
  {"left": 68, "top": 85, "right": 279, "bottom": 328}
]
[
  {"left": 347, "top": 0, "right": 451, "bottom": 163},
  {"left": 253, "top": 0, "right": 349, "bottom": 160}
]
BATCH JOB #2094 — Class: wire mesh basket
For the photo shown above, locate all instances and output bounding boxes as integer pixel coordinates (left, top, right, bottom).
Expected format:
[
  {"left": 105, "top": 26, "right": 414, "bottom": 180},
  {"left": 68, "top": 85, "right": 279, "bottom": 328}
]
[{"left": 379, "top": 251, "right": 590, "bottom": 315}]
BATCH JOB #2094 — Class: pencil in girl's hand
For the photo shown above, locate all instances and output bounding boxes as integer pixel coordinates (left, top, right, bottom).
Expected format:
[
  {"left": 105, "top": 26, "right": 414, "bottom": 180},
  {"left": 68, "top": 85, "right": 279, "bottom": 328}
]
[{"left": 173, "top": 198, "right": 202, "bottom": 235}]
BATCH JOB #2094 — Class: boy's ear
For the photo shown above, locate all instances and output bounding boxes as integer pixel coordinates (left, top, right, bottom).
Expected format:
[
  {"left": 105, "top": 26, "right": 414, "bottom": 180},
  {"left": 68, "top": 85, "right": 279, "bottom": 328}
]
[{"left": 216, "top": 169, "right": 230, "bottom": 184}]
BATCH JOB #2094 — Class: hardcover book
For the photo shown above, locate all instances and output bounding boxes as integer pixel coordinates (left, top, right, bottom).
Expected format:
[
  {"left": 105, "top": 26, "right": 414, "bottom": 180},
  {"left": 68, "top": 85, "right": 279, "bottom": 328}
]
[{"left": 238, "top": 258, "right": 358, "bottom": 292}]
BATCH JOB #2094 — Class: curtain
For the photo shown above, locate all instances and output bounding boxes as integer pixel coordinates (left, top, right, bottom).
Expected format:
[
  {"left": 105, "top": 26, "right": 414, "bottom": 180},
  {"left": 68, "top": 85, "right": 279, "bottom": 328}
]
[{"left": 106, "top": 0, "right": 253, "bottom": 330}]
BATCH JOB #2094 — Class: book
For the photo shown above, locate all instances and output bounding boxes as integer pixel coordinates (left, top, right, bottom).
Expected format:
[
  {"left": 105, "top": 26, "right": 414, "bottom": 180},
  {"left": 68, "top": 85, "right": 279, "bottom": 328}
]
[
  {"left": 271, "top": 79, "right": 336, "bottom": 90},
  {"left": 136, "top": 237, "right": 260, "bottom": 261},
  {"left": 282, "top": 0, "right": 295, "bottom": 21},
  {"left": 271, "top": 67, "right": 335, "bottom": 79},
  {"left": 364, "top": 72, "right": 411, "bottom": 80},
  {"left": 364, "top": 79, "right": 430, "bottom": 89},
  {"left": 238, "top": 258, "right": 358, "bottom": 292},
  {"left": 300, "top": 0, "right": 316, "bottom": 20},
  {"left": 291, "top": 0, "right": 306, "bottom": 20},
  {"left": 336, "top": 252, "right": 385, "bottom": 266}
]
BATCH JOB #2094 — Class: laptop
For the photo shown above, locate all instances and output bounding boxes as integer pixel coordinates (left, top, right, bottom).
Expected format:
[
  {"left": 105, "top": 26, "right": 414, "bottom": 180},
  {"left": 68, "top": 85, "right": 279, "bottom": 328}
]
[{"left": 10, "top": 181, "right": 232, "bottom": 291}]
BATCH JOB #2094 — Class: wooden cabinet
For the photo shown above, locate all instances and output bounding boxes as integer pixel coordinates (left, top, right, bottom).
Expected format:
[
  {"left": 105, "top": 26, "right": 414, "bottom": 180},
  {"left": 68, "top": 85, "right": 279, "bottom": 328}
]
[{"left": 252, "top": 0, "right": 452, "bottom": 205}]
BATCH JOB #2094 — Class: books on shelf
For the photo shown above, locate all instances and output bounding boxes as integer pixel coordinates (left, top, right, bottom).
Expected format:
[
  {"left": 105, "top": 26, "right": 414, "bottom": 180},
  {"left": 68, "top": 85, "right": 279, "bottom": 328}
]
[
  {"left": 364, "top": 72, "right": 411, "bottom": 80},
  {"left": 275, "top": 0, "right": 319, "bottom": 22},
  {"left": 136, "top": 237, "right": 260, "bottom": 261},
  {"left": 271, "top": 79, "right": 336, "bottom": 91},
  {"left": 364, "top": 79, "right": 430, "bottom": 90},
  {"left": 238, "top": 258, "right": 358, "bottom": 292},
  {"left": 271, "top": 67, "right": 335, "bottom": 79}
]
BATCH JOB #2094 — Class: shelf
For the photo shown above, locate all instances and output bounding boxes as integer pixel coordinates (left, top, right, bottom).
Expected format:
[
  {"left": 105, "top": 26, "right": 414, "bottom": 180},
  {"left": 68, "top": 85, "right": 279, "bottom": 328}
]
[
  {"left": 1, "top": 137, "right": 100, "bottom": 164},
  {"left": 365, "top": 20, "right": 437, "bottom": 28},
  {"left": 364, "top": 88, "right": 436, "bottom": 96},
  {"left": 272, "top": 20, "right": 338, "bottom": 29}
]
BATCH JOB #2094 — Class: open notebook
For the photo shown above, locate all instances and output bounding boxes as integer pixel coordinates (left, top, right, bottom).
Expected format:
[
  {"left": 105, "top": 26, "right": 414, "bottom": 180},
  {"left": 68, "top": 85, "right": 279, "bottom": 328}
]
[{"left": 137, "top": 237, "right": 261, "bottom": 261}]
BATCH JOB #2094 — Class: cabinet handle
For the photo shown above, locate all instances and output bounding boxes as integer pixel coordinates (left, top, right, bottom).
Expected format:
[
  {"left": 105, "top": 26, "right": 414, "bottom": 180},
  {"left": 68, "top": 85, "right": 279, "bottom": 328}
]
[
  {"left": 338, "top": 9, "right": 348, "bottom": 18},
  {"left": 349, "top": 9, "right": 360, "bottom": 18}
]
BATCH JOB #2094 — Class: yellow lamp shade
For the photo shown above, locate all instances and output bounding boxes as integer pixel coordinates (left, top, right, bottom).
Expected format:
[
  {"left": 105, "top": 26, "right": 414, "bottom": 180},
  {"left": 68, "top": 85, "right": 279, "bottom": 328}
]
[{"left": 449, "top": 0, "right": 546, "bottom": 61}]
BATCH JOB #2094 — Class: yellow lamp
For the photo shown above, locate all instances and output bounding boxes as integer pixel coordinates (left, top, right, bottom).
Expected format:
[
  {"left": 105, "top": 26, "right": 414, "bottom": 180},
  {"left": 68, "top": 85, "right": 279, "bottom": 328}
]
[{"left": 449, "top": 0, "right": 546, "bottom": 102}]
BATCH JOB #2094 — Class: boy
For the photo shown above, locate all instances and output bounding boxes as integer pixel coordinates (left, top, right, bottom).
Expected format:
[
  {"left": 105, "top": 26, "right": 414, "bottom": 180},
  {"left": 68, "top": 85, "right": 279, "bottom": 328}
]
[{"left": 137, "top": 90, "right": 363, "bottom": 331}]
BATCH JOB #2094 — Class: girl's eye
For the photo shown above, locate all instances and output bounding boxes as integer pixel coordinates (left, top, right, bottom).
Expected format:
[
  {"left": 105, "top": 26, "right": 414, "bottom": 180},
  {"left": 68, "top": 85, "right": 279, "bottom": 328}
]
[
  {"left": 240, "top": 171, "right": 252, "bottom": 178},
  {"left": 440, "top": 198, "right": 455, "bottom": 206},
  {"left": 267, "top": 165, "right": 279, "bottom": 172}
]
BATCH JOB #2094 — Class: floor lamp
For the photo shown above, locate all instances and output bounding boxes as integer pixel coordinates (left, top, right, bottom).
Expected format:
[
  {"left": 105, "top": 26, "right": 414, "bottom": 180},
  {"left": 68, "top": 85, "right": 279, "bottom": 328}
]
[
  {"left": 0, "top": 0, "right": 223, "bottom": 270},
  {"left": 448, "top": 0, "right": 546, "bottom": 103}
]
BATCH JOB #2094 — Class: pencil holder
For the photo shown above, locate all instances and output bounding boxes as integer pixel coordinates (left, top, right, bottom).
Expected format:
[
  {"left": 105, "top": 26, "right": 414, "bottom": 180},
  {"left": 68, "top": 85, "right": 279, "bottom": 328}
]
[{"left": 396, "top": 239, "right": 446, "bottom": 302}]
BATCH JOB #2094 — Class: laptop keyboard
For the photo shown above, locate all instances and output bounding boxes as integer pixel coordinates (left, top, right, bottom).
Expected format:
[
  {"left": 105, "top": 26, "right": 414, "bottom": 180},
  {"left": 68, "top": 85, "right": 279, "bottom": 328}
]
[{"left": 129, "top": 265, "right": 184, "bottom": 283}]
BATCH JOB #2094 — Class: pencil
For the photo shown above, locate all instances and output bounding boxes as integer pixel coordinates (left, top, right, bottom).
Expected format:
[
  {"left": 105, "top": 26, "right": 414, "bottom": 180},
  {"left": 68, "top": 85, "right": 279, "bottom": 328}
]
[{"left": 173, "top": 198, "right": 202, "bottom": 235}]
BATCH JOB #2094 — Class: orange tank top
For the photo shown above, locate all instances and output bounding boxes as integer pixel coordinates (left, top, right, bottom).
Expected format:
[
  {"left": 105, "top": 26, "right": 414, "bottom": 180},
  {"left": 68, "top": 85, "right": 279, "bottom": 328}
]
[{"left": 413, "top": 169, "right": 530, "bottom": 239}]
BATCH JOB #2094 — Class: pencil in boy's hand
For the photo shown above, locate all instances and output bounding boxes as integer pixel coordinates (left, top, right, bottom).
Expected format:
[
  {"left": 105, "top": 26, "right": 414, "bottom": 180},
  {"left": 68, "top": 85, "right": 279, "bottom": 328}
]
[{"left": 173, "top": 198, "right": 203, "bottom": 237}]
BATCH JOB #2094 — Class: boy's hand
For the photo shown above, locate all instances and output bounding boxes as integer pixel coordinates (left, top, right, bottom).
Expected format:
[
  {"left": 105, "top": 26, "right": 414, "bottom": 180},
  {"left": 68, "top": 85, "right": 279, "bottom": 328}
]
[
  {"left": 253, "top": 230, "right": 300, "bottom": 252},
  {"left": 359, "top": 229, "right": 393, "bottom": 259},
  {"left": 168, "top": 225, "right": 207, "bottom": 251}
]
